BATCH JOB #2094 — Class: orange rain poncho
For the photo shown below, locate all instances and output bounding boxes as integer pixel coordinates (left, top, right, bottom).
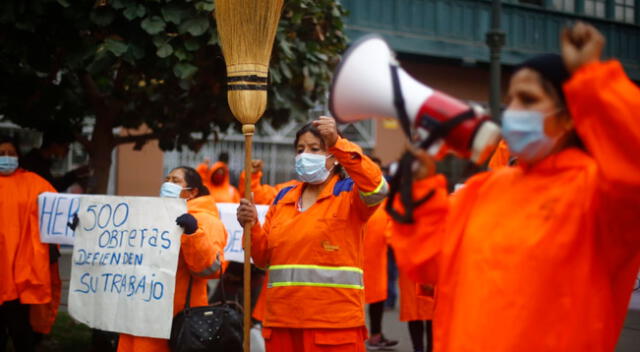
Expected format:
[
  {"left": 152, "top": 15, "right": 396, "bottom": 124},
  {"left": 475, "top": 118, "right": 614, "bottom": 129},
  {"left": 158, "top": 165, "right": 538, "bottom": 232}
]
[
  {"left": 487, "top": 139, "right": 511, "bottom": 170},
  {"left": 363, "top": 203, "right": 390, "bottom": 304},
  {"left": 117, "top": 195, "right": 227, "bottom": 352},
  {"left": 0, "top": 169, "right": 60, "bottom": 333},
  {"left": 196, "top": 161, "right": 240, "bottom": 203},
  {"left": 391, "top": 61, "right": 640, "bottom": 351},
  {"left": 398, "top": 272, "right": 434, "bottom": 322}
]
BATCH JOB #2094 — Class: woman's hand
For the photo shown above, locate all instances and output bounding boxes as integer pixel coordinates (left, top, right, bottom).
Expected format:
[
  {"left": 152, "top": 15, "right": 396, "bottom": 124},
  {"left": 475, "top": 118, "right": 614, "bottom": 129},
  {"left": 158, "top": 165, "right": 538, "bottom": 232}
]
[
  {"left": 237, "top": 198, "right": 258, "bottom": 227},
  {"left": 561, "top": 21, "right": 605, "bottom": 74},
  {"left": 251, "top": 160, "right": 264, "bottom": 175},
  {"left": 312, "top": 116, "right": 339, "bottom": 148}
]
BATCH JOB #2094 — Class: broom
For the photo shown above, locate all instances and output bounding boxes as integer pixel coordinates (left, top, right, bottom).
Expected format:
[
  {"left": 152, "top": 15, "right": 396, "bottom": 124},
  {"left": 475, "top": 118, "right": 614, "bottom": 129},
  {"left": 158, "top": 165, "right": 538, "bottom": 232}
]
[{"left": 214, "top": 1, "right": 283, "bottom": 350}]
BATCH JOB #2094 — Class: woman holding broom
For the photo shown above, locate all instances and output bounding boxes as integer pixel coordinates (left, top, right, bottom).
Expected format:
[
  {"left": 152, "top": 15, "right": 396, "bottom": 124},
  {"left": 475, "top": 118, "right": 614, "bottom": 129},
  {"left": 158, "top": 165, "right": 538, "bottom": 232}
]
[{"left": 237, "top": 116, "right": 388, "bottom": 351}]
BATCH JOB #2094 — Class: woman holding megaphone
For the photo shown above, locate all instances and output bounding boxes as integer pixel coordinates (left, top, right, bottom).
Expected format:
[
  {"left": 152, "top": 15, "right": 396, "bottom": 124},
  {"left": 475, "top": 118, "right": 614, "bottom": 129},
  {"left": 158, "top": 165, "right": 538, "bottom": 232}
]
[{"left": 388, "top": 22, "right": 640, "bottom": 351}]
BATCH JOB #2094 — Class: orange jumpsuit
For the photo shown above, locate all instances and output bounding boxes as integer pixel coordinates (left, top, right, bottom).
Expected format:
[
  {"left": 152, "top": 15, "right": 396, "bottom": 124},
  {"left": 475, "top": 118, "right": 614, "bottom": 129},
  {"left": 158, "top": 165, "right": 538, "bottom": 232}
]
[
  {"left": 196, "top": 161, "right": 241, "bottom": 203},
  {"left": 363, "top": 203, "right": 390, "bottom": 304},
  {"left": 251, "top": 137, "right": 388, "bottom": 351},
  {"left": 117, "top": 195, "right": 227, "bottom": 352},
  {"left": 0, "top": 169, "right": 60, "bottom": 333},
  {"left": 390, "top": 61, "right": 640, "bottom": 351}
]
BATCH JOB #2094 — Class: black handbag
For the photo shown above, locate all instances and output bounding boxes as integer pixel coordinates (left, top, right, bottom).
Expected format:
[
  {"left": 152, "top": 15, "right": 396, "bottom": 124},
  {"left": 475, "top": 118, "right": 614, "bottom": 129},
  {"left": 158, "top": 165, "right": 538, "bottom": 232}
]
[{"left": 169, "top": 273, "right": 243, "bottom": 352}]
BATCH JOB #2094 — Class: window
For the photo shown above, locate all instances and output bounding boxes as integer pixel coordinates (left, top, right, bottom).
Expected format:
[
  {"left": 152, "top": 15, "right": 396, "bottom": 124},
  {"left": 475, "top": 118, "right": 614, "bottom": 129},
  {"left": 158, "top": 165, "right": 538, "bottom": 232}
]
[
  {"left": 519, "top": 0, "right": 544, "bottom": 6},
  {"left": 553, "top": 0, "right": 576, "bottom": 12},
  {"left": 615, "top": 0, "right": 635, "bottom": 23},
  {"left": 585, "top": 0, "right": 607, "bottom": 18}
]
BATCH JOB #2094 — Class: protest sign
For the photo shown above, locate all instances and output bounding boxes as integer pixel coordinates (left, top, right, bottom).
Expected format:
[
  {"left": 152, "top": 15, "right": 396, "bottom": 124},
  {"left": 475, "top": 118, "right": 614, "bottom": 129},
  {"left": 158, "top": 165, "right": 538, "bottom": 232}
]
[
  {"left": 38, "top": 192, "right": 81, "bottom": 245},
  {"left": 68, "top": 195, "right": 186, "bottom": 339},
  {"left": 217, "top": 203, "right": 268, "bottom": 263}
]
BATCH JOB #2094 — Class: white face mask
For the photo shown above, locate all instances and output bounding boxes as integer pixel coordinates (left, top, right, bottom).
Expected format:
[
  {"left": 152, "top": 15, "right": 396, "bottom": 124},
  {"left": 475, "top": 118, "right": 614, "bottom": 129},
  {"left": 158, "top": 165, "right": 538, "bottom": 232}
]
[
  {"left": 160, "top": 182, "right": 185, "bottom": 198},
  {"left": 501, "top": 109, "right": 563, "bottom": 164},
  {"left": 294, "top": 153, "right": 334, "bottom": 184},
  {"left": 0, "top": 156, "right": 18, "bottom": 175}
]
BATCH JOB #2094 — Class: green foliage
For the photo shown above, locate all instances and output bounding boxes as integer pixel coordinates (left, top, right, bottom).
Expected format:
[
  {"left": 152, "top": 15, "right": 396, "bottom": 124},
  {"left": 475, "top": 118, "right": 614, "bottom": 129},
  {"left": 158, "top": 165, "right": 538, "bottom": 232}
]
[{"left": 0, "top": 0, "right": 347, "bottom": 152}]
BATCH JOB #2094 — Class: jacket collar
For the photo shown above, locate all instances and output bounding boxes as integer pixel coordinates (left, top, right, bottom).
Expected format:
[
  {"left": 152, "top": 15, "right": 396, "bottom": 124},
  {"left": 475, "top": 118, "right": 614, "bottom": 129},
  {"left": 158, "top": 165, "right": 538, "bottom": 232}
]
[
  {"left": 278, "top": 174, "right": 341, "bottom": 206},
  {"left": 520, "top": 147, "right": 593, "bottom": 173}
]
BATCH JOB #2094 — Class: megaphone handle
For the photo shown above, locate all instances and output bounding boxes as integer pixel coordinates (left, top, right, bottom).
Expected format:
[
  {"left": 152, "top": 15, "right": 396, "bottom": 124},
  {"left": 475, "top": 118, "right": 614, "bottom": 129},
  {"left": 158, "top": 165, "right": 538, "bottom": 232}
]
[
  {"left": 390, "top": 65, "right": 413, "bottom": 138},
  {"left": 385, "top": 151, "right": 436, "bottom": 224}
]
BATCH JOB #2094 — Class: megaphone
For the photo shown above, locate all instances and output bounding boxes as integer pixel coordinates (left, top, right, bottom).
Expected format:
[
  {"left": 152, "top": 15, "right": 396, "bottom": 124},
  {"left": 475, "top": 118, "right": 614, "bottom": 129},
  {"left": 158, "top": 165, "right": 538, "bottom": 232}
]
[{"left": 330, "top": 34, "right": 500, "bottom": 164}]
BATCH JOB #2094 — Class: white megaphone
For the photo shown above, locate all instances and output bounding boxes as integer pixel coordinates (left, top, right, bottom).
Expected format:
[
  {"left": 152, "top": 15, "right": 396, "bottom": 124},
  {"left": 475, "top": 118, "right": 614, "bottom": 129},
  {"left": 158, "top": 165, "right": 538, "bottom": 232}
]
[{"left": 330, "top": 34, "right": 500, "bottom": 164}]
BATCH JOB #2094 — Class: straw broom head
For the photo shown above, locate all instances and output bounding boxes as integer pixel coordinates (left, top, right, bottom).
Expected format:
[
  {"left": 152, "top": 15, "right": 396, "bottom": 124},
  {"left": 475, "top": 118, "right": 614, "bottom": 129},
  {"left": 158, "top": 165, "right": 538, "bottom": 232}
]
[{"left": 215, "top": 0, "right": 283, "bottom": 130}]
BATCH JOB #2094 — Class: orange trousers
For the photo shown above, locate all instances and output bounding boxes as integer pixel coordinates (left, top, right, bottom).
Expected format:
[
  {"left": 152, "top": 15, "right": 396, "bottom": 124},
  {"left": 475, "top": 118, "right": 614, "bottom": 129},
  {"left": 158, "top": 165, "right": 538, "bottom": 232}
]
[{"left": 263, "top": 326, "right": 367, "bottom": 352}]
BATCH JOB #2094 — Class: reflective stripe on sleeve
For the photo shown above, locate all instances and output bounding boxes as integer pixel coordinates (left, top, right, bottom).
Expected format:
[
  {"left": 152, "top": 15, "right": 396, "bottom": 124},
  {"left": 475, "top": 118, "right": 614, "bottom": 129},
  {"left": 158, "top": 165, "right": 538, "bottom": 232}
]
[
  {"left": 192, "top": 255, "right": 222, "bottom": 277},
  {"left": 359, "top": 177, "right": 388, "bottom": 206},
  {"left": 268, "top": 264, "right": 364, "bottom": 289}
]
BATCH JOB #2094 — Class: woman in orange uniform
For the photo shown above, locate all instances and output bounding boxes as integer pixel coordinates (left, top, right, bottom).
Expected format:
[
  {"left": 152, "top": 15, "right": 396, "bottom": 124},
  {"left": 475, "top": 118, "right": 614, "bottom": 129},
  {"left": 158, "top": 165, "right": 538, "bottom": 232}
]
[
  {"left": 390, "top": 22, "right": 640, "bottom": 352},
  {"left": 237, "top": 116, "right": 388, "bottom": 352},
  {"left": 117, "top": 166, "right": 227, "bottom": 352},
  {"left": 0, "top": 136, "right": 59, "bottom": 352},
  {"left": 197, "top": 160, "right": 240, "bottom": 203}
]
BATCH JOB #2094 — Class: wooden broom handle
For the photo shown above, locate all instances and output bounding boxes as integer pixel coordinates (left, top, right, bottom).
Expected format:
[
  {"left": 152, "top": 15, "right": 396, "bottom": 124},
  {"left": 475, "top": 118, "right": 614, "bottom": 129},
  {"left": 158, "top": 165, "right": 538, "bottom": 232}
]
[{"left": 242, "top": 124, "right": 254, "bottom": 352}]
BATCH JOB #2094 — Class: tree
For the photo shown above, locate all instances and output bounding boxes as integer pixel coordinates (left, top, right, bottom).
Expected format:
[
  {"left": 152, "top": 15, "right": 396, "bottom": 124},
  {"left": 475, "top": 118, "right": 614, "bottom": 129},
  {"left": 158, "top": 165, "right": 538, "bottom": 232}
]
[{"left": 0, "top": 0, "right": 347, "bottom": 193}]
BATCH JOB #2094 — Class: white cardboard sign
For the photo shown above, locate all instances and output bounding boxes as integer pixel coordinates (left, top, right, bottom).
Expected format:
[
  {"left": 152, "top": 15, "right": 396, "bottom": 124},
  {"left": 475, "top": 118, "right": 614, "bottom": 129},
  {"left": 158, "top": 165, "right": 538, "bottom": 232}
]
[
  {"left": 68, "top": 195, "right": 186, "bottom": 339},
  {"left": 216, "top": 203, "right": 269, "bottom": 263},
  {"left": 38, "top": 192, "right": 81, "bottom": 245}
]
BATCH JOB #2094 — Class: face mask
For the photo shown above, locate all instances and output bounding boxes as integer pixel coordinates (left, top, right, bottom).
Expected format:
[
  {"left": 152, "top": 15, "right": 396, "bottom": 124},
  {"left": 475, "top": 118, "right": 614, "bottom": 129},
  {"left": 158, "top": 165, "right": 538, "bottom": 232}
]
[
  {"left": 0, "top": 156, "right": 18, "bottom": 175},
  {"left": 502, "top": 109, "right": 563, "bottom": 164},
  {"left": 160, "top": 182, "right": 184, "bottom": 198},
  {"left": 295, "top": 153, "right": 333, "bottom": 184}
]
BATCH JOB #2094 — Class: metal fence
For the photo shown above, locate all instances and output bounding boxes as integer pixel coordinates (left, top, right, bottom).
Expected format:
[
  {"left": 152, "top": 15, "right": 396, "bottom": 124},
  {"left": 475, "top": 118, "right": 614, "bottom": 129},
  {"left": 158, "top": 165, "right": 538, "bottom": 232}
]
[{"left": 163, "top": 120, "right": 376, "bottom": 187}]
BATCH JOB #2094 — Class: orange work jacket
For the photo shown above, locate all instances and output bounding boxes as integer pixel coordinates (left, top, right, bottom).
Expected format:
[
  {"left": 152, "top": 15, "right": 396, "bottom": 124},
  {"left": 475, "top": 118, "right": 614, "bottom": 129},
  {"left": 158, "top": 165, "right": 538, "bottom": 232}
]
[
  {"left": 238, "top": 170, "right": 299, "bottom": 205},
  {"left": 363, "top": 202, "right": 390, "bottom": 304},
  {"left": 0, "top": 169, "right": 60, "bottom": 333},
  {"left": 390, "top": 61, "right": 640, "bottom": 352},
  {"left": 251, "top": 137, "right": 388, "bottom": 329},
  {"left": 117, "top": 195, "right": 228, "bottom": 352},
  {"left": 196, "top": 161, "right": 240, "bottom": 203}
]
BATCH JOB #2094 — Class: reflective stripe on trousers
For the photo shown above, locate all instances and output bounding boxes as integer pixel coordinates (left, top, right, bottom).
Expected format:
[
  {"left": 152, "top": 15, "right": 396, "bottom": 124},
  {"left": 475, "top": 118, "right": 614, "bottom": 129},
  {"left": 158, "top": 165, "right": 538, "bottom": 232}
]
[{"left": 268, "top": 264, "right": 364, "bottom": 289}]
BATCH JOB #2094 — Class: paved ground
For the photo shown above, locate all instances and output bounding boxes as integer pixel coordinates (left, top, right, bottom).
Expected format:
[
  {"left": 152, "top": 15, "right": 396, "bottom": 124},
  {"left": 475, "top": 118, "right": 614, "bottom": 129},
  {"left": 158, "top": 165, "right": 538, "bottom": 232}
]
[{"left": 374, "top": 291, "right": 640, "bottom": 352}]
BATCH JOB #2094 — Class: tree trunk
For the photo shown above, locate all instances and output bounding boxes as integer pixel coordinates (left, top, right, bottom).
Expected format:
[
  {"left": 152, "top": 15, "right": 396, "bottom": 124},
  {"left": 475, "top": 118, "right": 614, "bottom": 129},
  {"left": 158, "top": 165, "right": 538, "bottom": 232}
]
[
  {"left": 87, "top": 138, "right": 114, "bottom": 194},
  {"left": 81, "top": 72, "right": 119, "bottom": 195}
]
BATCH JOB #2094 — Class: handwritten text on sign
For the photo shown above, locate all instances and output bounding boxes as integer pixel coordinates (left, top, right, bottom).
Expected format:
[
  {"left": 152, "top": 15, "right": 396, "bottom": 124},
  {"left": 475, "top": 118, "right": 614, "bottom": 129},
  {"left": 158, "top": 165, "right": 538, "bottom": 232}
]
[
  {"left": 217, "top": 203, "right": 268, "bottom": 263},
  {"left": 38, "top": 192, "right": 81, "bottom": 245},
  {"left": 68, "top": 195, "right": 186, "bottom": 339}
]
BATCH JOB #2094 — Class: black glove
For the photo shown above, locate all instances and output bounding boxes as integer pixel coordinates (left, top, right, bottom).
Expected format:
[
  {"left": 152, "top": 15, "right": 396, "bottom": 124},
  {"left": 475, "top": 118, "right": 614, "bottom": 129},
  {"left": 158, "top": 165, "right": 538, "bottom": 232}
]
[
  {"left": 176, "top": 213, "right": 198, "bottom": 235},
  {"left": 67, "top": 213, "right": 79, "bottom": 231}
]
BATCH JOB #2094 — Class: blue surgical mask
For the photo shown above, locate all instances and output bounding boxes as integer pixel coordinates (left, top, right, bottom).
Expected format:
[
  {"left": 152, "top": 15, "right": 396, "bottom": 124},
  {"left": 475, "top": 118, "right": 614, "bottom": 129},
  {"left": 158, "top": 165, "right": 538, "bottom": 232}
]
[
  {"left": 160, "top": 182, "right": 184, "bottom": 198},
  {"left": 502, "top": 109, "right": 562, "bottom": 164},
  {"left": 295, "top": 153, "right": 334, "bottom": 184},
  {"left": 0, "top": 156, "right": 18, "bottom": 175}
]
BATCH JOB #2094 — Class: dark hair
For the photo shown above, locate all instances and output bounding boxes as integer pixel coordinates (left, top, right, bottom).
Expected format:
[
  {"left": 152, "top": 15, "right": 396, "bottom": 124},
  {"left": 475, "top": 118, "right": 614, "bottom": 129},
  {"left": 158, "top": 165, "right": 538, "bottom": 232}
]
[
  {"left": 173, "top": 166, "right": 209, "bottom": 198},
  {"left": 294, "top": 122, "right": 346, "bottom": 179},
  {"left": 0, "top": 135, "right": 21, "bottom": 158},
  {"left": 218, "top": 151, "right": 229, "bottom": 163}
]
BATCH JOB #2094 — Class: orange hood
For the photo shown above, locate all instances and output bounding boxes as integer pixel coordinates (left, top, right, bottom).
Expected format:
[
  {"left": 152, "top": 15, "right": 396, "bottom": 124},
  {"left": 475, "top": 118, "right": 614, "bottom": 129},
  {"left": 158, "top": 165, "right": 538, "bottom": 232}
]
[
  {"left": 187, "top": 194, "right": 219, "bottom": 218},
  {"left": 208, "top": 161, "right": 231, "bottom": 187}
]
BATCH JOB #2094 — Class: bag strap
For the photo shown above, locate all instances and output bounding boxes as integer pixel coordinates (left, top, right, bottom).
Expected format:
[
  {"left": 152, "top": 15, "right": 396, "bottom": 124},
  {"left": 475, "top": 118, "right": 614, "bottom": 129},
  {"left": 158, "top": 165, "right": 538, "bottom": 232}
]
[{"left": 183, "top": 255, "right": 225, "bottom": 310}]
